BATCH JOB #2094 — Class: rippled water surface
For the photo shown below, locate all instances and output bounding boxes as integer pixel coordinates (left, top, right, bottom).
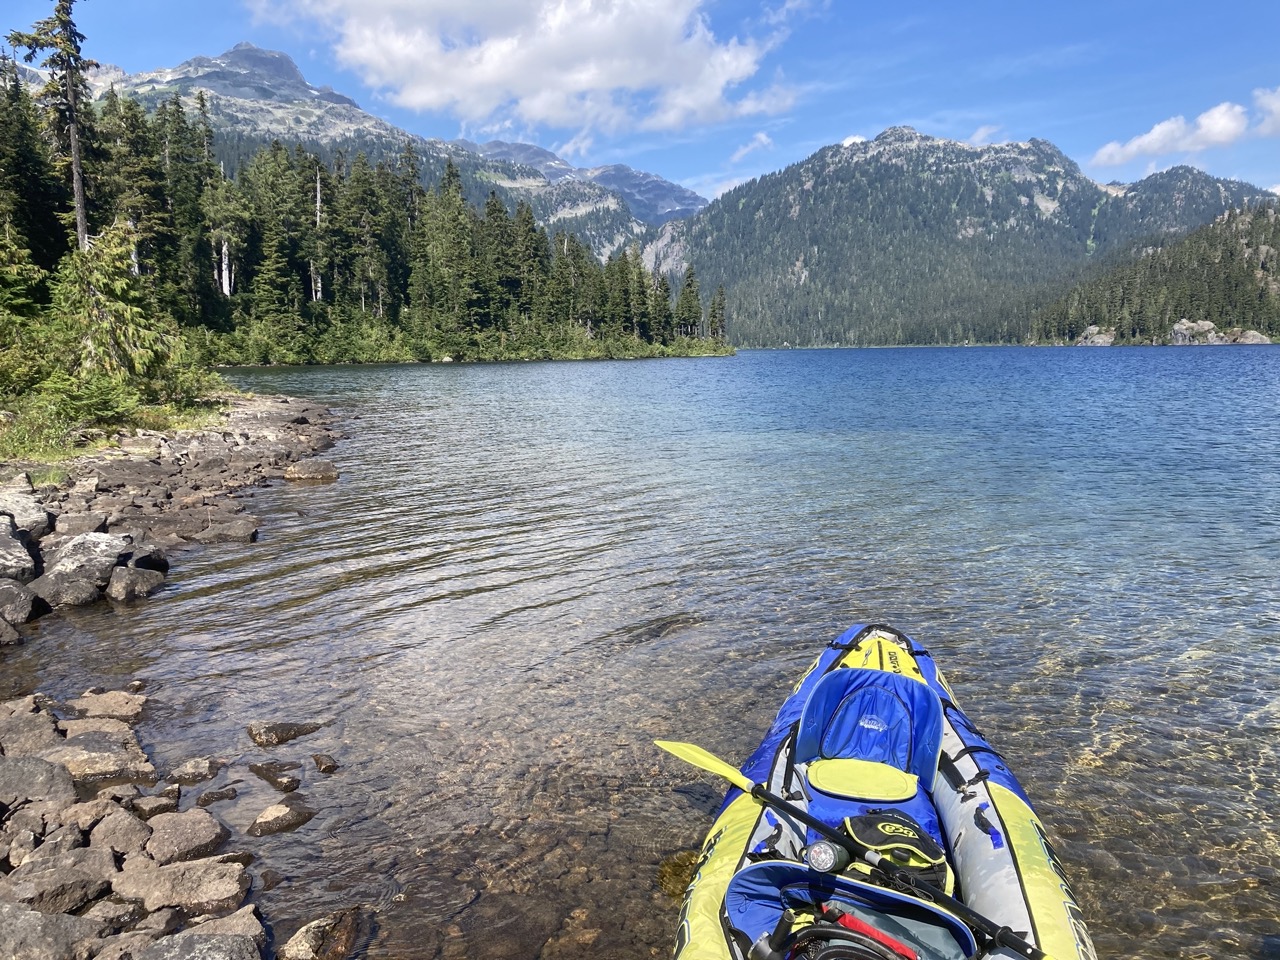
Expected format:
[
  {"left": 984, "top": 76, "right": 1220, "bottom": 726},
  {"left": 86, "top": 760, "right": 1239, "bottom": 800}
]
[{"left": 5, "top": 347, "right": 1279, "bottom": 959}]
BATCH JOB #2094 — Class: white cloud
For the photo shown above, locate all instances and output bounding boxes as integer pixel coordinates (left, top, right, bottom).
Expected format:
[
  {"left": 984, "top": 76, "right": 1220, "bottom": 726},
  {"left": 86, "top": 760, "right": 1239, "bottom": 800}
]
[
  {"left": 247, "top": 0, "right": 792, "bottom": 139},
  {"left": 1270, "top": 184, "right": 1280, "bottom": 196},
  {"left": 731, "top": 131, "right": 773, "bottom": 163},
  {"left": 1256, "top": 85, "right": 1280, "bottom": 135},
  {"left": 1093, "top": 101, "right": 1249, "bottom": 165},
  {"left": 967, "top": 124, "right": 1002, "bottom": 146},
  {"left": 841, "top": 134, "right": 867, "bottom": 147}
]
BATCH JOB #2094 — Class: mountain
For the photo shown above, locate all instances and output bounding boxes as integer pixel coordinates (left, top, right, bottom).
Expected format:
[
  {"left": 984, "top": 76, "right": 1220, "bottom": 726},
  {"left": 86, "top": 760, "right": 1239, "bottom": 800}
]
[
  {"left": 647, "top": 126, "right": 1275, "bottom": 346},
  {"left": 459, "top": 140, "right": 708, "bottom": 225},
  {"left": 82, "top": 43, "right": 700, "bottom": 255},
  {"left": 1033, "top": 202, "right": 1280, "bottom": 344}
]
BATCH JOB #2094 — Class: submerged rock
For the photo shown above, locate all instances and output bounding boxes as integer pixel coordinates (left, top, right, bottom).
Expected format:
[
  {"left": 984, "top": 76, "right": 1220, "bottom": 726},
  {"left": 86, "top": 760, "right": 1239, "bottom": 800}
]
[
  {"left": 247, "top": 795, "right": 316, "bottom": 837},
  {"left": 284, "top": 459, "right": 339, "bottom": 483},
  {"left": 277, "top": 907, "right": 362, "bottom": 960},
  {"left": 246, "top": 720, "right": 323, "bottom": 747},
  {"left": 249, "top": 761, "right": 301, "bottom": 793}
]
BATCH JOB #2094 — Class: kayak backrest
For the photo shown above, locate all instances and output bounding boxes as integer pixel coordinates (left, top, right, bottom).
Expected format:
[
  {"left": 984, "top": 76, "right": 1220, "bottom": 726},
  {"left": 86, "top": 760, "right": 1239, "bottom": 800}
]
[
  {"left": 724, "top": 861, "right": 977, "bottom": 959},
  {"left": 795, "top": 668, "right": 944, "bottom": 783}
]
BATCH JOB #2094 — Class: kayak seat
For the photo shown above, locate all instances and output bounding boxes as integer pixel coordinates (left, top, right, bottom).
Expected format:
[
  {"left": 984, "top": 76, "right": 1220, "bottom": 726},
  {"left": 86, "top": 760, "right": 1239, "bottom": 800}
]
[
  {"left": 795, "top": 668, "right": 944, "bottom": 785},
  {"left": 806, "top": 758, "right": 918, "bottom": 802}
]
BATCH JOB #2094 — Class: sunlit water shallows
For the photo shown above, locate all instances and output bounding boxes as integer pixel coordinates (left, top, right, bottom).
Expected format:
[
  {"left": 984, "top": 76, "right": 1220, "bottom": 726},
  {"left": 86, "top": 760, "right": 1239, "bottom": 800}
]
[{"left": 4, "top": 348, "right": 1279, "bottom": 959}]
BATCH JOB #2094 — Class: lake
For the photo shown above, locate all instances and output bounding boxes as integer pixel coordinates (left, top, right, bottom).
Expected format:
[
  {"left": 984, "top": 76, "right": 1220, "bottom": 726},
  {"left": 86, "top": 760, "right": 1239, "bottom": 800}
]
[{"left": 4, "top": 346, "right": 1278, "bottom": 959}]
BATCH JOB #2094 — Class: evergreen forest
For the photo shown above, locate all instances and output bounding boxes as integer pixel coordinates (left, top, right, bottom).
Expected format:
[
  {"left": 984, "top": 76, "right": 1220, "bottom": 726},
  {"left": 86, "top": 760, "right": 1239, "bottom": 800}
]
[
  {"left": 0, "top": 2, "right": 728, "bottom": 459},
  {"left": 1031, "top": 204, "right": 1280, "bottom": 343}
]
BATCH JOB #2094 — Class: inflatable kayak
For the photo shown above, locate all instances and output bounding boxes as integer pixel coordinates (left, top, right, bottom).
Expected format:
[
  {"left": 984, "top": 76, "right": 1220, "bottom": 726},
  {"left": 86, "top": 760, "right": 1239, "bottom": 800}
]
[{"left": 658, "top": 624, "right": 1095, "bottom": 960}]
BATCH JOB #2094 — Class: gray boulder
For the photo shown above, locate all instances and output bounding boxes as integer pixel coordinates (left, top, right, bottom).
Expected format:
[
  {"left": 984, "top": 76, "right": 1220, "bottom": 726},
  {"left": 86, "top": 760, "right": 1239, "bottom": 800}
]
[
  {"left": 107, "top": 566, "right": 166, "bottom": 601},
  {"left": 54, "top": 512, "right": 108, "bottom": 536},
  {"left": 0, "top": 756, "right": 77, "bottom": 809},
  {"left": 131, "top": 795, "right": 180, "bottom": 820},
  {"left": 145, "top": 809, "right": 230, "bottom": 865},
  {"left": 0, "top": 900, "right": 100, "bottom": 960},
  {"left": 0, "top": 577, "right": 39, "bottom": 624},
  {"left": 0, "top": 705, "right": 62, "bottom": 756},
  {"left": 137, "top": 932, "right": 262, "bottom": 960},
  {"left": 39, "top": 727, "right": 155, "bottom": 784},
  {"left": 112, "top": 858, "right": 250, "bottom": 914},
  {"left": 0, "top": 517, "right": 37, "bottom": 583},
  {"left": 90, "top": 808, "right": 153, "bottom": 857},
  {"left": 0, "top": 618, "right": 19, "bottom": 645},
  {"left": 0, "top": 490, "right": 54, "bottom": 538},
  {"left": 246, "top": 720, "right": 323, "bottom": 747},
  {"left": 188, "top": 904, "right": 267, "bottom": 946},
  {"left": 44, "top": 532, "right": 133, "bottom": 588},
  {"left": 28, "top": 574, "right": 102, "bottom": 607},
  {"left": 278, "top": 907, "right": 361, "bottom": 960},
  {"left": 4, "top": 847, "right": 117, "bottom": 913},
  {"left": 92, "top": 932, "right": 159, "bottom": 960},
  {"left": 170, "top": 757, "right": 225, "bottom": 785},
  {"left": 189, "top": 520, "right": 259, "bottom": 544}
]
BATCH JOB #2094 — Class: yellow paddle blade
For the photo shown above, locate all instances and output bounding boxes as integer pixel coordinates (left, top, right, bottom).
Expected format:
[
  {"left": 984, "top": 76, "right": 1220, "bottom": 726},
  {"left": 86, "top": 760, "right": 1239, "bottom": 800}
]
[{"left": 655, "top": 740, "right": 755, "bottom": 794}]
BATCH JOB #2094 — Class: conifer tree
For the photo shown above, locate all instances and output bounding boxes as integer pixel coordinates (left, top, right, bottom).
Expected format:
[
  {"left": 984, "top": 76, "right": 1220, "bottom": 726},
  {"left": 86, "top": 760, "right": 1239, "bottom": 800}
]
[
  {"left": 9, "top": 0, "right": 98, "bottom": 251},
  {"left": 674, "top": 264, "right": 703, "bottom": 338}
]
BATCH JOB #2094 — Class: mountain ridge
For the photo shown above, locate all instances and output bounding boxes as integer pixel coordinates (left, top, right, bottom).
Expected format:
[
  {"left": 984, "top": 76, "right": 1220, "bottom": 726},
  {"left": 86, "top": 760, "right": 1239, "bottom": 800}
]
[
  {"left": 79, "top": 43, "right": 704, "bottom": 242},
  {"left": 646, "top": 126, "right": 1274, "bottom": 346}
]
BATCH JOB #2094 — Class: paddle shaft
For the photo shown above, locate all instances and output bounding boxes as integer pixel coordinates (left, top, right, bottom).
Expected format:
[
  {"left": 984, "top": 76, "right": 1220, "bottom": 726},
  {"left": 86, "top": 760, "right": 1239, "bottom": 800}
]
[{"left": 745, "top": 783, "right": 1050, "bottom": 960}]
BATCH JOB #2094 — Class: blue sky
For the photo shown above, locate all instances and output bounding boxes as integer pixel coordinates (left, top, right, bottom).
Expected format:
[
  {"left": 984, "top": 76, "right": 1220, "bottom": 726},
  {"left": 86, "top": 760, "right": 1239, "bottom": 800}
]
[{"left": 7, "top": 0, "right": 1280, "bottom": 199}]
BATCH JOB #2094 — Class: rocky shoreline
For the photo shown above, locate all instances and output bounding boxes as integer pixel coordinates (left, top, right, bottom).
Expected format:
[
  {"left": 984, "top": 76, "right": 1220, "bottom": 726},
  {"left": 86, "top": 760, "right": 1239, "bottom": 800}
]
[
  {"left": 2, "top": 395, "right": 360, "bottom": 959},
  {"left": 1, "top": 394, "right": 340, "bottom": 645},
  {"left": 1, "top": 689, "right": 360, "bottom": 960}
]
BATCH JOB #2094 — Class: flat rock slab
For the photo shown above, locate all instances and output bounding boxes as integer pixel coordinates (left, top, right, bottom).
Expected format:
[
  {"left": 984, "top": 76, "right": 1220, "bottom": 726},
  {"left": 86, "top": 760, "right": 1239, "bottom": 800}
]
[
  {"left": 5, "top": 847, "right": 118, "bottom": 914},
  {"left": 40, "top": 729, "right": 155, "bottom": 784},
  {"left": 247, "top": 794, "right": 316, "bottom": 837},
  {"left": 68, "top": 690, "right": 147, "bottom": 722},
  {"left": 170, "top": 757, "right": 225, "bottom": 785},
  {"left": 278, "top": 907, "right": 362, "bottom": 960},
  {"left": 131, "top": 795, "right": 180, "bottom": 820},
  {"left": 0, "top": 707, "right": 63, "bottom": 756},
  {"left": 90, "top": 808, "right": 153, "bottom": 857},
  {"left": 137, "top": 932, "right": 262, "bottom": 960},
  {"left": 246, "top": 720, "right": 323, "bottom": 747},
  {"left": 0, "top": 900, "right": 100, "bottom": 960},
  {"left": 112, "top": 858, "right": 250, "bottom": 914},
  {"left": 0, "top": 755, "right": 77, "bottom": 808},
  {"left": 187, "top": 904, "right": 267, "bottom": 946},
  {"left": 145, "top": 809, "right": 231, "bottom": 865}
]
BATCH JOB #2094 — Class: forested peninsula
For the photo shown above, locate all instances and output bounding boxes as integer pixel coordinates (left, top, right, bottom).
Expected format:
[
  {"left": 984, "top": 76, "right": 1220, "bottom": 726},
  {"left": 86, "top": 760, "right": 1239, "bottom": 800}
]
[{"left": 1, "top": 3, "right": 729, "bottom": 462}]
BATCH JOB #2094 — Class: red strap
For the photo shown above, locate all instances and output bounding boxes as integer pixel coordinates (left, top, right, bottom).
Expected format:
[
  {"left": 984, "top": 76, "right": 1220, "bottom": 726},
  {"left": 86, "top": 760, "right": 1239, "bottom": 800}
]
[{"left": 834, "top": 913, "right": 919, "bottom": 960}]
